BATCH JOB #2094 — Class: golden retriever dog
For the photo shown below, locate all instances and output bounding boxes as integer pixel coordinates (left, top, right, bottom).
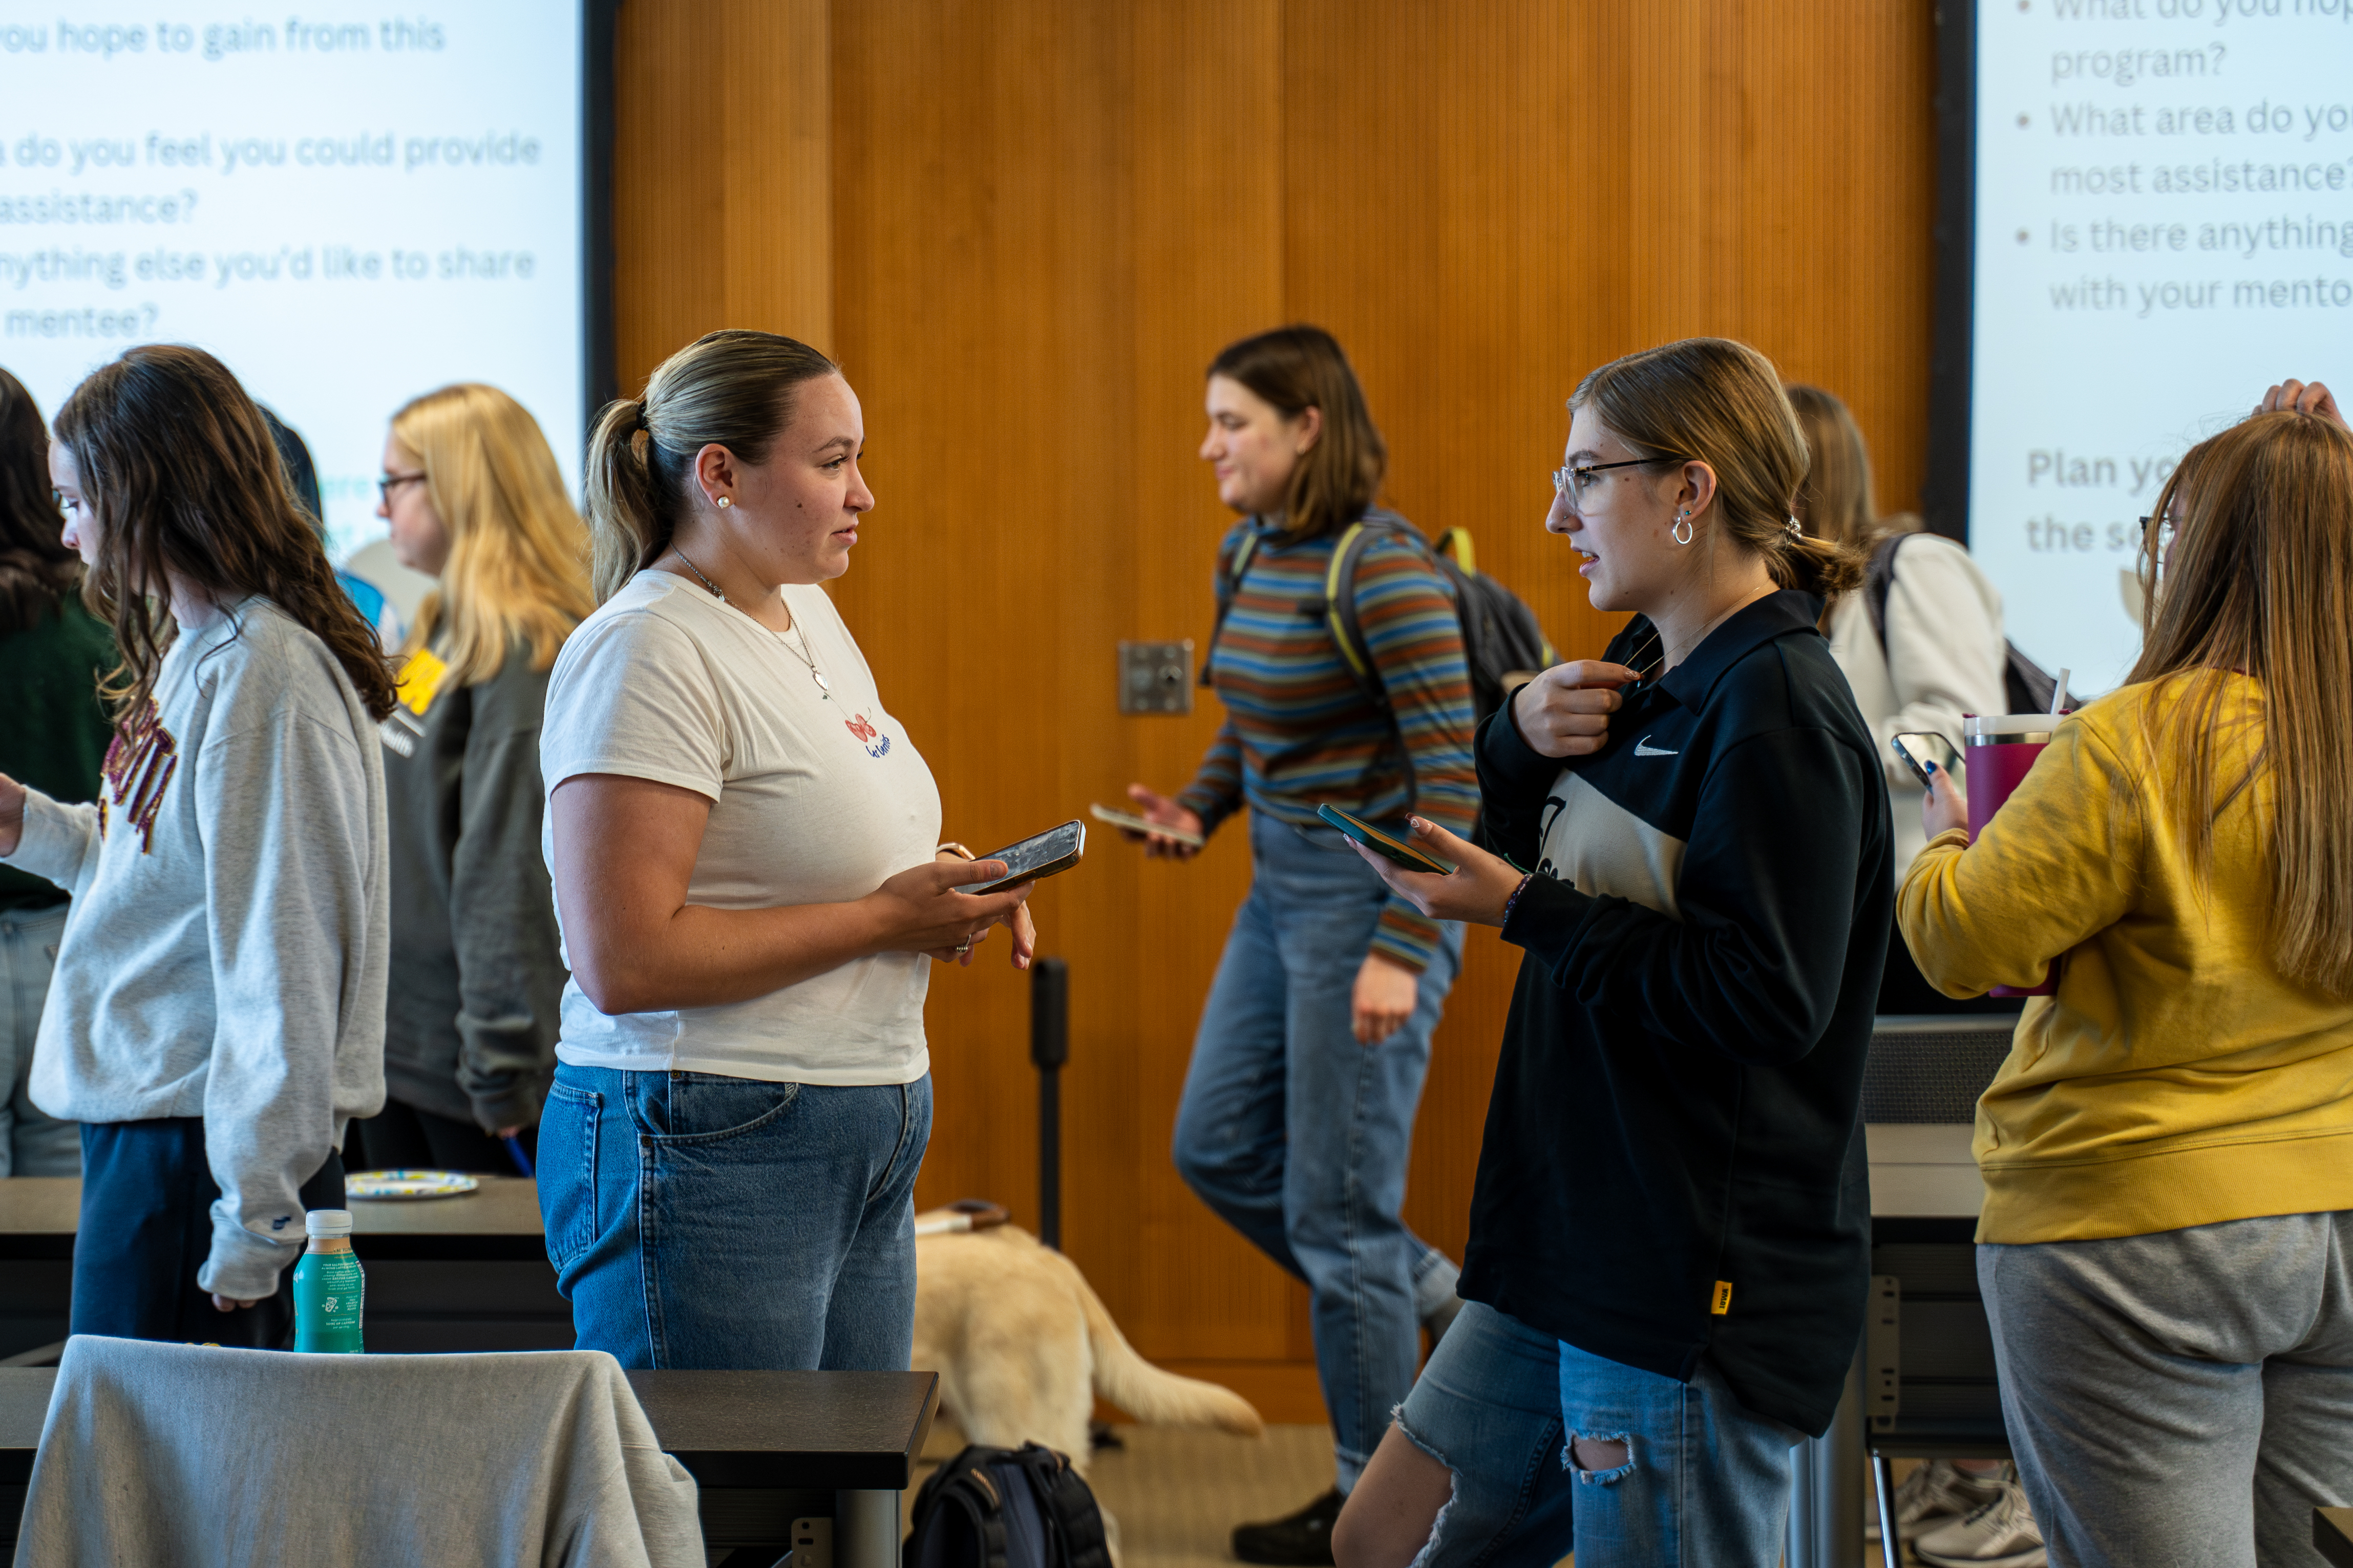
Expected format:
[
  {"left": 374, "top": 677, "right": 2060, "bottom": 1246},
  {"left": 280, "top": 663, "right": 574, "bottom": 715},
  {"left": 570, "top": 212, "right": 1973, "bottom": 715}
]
[{"left": 913, "top": 1207, "right": 1264, "bottom": 1471}]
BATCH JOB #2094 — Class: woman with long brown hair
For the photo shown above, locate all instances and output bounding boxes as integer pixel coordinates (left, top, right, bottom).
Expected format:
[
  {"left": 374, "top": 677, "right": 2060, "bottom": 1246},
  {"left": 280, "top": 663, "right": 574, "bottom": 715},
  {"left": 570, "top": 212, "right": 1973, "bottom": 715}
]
[
  {"left": 1899, "top": 406, "right": 2353, "bottom": 1565},
  {"left": 0, "top": 364, "right": 113, "bottom": 1177},
  {"left": 346, "top": 382, "right": 595, "bottom": 1175},
  {"left": 0, "top": 345, "right": 394, "bottom": 1345}
]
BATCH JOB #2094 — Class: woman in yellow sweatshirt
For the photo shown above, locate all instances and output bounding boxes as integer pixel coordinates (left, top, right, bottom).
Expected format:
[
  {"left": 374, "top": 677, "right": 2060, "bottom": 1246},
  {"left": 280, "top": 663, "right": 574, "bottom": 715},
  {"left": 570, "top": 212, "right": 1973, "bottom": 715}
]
[{"left": 1900, "top": 406, "right": 2353, "bottom": 1567}]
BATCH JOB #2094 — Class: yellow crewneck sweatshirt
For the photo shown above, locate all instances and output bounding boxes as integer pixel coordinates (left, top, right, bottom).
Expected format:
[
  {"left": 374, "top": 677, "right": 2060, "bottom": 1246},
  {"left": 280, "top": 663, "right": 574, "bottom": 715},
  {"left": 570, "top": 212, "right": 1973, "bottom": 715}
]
[{"left": 1899, "top": 673, "right": 2353, "bottom": 1244}]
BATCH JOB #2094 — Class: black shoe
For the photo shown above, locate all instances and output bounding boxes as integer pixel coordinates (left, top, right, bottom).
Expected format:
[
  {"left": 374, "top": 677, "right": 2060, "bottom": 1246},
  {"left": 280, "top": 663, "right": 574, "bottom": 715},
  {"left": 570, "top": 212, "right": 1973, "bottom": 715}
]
[{"left": 1233, "top": 1487, "right": 1344, "bottom": 1566}]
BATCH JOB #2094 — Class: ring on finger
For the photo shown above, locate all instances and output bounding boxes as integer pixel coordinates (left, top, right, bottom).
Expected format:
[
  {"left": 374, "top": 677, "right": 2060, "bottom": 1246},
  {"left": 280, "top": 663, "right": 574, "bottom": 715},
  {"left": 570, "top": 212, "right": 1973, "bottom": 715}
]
[{"left": 955, "top": 935, "right": 973, "bottom": 956}]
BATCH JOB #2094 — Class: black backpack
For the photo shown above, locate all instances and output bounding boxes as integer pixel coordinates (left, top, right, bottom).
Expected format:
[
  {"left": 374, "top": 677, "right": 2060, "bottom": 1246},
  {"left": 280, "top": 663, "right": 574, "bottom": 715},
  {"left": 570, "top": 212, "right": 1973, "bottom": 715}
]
[
  {"left": 1864, "top": 532, "right": 2083, "bottom": 715},
  {"left": 902, "top": 1443, "right": 1112, "bottom": 1568},
  {"left": 1201, "top": 510, "right": 1557, "bottom": 725}
]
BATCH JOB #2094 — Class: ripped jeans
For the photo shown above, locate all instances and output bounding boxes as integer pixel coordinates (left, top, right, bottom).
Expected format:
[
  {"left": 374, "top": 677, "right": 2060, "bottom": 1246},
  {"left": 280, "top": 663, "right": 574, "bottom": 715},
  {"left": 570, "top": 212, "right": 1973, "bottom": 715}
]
[{"left": 1394, "top": 1300, "right": 1801, "bottom": 1568}]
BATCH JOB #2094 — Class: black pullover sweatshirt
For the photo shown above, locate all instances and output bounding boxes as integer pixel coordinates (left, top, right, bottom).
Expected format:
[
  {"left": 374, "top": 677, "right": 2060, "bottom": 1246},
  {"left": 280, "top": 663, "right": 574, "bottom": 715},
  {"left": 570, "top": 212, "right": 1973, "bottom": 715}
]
[{"left": 1458, "top": 589, "right": 1891, "bottom": 1437}]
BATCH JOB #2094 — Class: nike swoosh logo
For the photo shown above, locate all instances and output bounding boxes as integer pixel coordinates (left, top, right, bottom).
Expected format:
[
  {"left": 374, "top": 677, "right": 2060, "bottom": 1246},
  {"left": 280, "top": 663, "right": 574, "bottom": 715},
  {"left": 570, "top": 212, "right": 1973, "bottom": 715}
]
[{"left": 1634, "top": 737, "right": 1679, "bottom": 757}]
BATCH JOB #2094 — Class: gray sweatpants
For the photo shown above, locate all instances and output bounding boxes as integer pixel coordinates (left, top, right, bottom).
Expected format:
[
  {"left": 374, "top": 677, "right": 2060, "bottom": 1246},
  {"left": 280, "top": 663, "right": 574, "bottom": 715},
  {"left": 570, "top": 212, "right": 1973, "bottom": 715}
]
[{"left": 1981, "top": 1211, "right": 2353, "bottom": 1568}]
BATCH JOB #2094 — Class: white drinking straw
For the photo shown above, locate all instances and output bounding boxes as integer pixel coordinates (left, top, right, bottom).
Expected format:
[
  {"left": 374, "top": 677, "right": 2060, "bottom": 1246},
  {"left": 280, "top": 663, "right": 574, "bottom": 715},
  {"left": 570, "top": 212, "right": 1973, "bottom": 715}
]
[{"left": 2050, "top": 669, "right": 2070, "bottom": 716}]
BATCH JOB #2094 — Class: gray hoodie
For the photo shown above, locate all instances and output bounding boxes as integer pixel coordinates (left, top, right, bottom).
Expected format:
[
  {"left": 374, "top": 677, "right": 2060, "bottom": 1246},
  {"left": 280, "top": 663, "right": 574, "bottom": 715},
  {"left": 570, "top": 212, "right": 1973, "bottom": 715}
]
[{"left": 2, "top": 597, "right": 388, "bottom": 1301}]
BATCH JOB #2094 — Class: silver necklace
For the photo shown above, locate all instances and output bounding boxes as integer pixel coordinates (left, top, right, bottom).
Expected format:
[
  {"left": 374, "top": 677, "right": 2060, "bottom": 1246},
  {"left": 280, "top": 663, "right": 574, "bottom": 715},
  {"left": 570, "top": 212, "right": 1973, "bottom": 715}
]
[
  {"left": 672, "top": 547, "right": 725, "bottom": 602},
  {"left": 777, "top": 617, "right": 831, "bottom": 696}
]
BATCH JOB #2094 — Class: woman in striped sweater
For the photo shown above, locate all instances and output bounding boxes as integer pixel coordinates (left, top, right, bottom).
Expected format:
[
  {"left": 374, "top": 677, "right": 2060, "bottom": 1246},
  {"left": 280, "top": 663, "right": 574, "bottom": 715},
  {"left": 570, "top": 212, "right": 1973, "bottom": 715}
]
[{"left": 1123, "top": 325, "right": 1478, "bottom": 1565}]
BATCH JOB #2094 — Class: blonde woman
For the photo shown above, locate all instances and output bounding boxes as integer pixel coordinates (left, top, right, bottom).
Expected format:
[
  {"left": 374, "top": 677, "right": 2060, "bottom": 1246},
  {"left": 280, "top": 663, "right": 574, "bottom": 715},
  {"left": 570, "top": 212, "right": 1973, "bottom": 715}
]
[
  {"left": 349, "top": 383, "right": 596, "bottom": 1173},
  {"left": 1901, "top": 408, "right": 2353, "bottom": 1566}
]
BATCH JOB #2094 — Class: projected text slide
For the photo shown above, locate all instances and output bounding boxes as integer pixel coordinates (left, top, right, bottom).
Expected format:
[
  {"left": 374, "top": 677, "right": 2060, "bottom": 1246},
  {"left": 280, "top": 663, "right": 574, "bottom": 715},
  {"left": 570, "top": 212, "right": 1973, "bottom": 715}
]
[
  {"left": 0, "top": 7, "right": 584, "bottom": 564},
  {"left": 1969, "top": 0, "right": 2351, "bottom": 692}
]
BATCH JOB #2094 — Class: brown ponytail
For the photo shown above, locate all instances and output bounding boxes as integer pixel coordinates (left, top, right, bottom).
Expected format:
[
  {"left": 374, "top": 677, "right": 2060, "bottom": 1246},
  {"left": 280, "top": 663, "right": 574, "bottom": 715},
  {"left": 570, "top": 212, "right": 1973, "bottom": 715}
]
[
  {"left": 585, "top": 330, "right": 839, "bottom": 604},
  {"left": 1571, "top": 338, "right": 1864, "bottom": 600}
]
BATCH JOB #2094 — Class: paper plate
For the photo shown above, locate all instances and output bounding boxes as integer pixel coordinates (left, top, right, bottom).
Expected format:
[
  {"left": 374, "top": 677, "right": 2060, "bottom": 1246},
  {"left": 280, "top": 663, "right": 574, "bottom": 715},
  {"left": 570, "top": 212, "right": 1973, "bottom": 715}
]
[{"left": 346, "top": 1169, "right": 480, "bottom": 1201}]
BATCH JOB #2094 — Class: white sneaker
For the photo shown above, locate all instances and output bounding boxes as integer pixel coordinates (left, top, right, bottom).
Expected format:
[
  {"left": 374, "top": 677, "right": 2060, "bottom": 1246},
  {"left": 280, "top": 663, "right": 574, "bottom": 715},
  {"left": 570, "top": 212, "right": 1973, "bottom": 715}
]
[
  {"left": 1864, "top": 1459, "right": 2007, "bottom": 1543},
  {"left": 1913, "top": 1480, "right": 2046, "bottom": 1568}
]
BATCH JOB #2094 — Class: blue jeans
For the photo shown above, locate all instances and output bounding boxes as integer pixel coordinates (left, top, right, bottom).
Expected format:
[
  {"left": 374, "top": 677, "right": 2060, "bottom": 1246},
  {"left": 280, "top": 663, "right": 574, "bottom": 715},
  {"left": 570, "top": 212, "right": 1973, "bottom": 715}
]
[
  {"left": 1172, "top": 813, "right": 1464, "bottom": 1490},
  {"left": 74, "top": 1118, "right": 343, "bottom": 1345},
  {"left": 0, "top": 905, "right": 79, "bottom": 1177},
  {"left": 538, "top": 1064, "right": 931, "bottom": 1370},
  {"left": 1391, "top": 1301, "right": 1803, "bottom": 1568}
]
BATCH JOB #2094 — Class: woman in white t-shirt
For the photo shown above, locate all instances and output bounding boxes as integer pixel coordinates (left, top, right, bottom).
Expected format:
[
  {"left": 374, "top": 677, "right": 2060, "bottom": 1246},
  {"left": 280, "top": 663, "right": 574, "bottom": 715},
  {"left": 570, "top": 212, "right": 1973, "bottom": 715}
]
[{"left": 539, "top": 329, "right": 1037, "bottom": 1370}]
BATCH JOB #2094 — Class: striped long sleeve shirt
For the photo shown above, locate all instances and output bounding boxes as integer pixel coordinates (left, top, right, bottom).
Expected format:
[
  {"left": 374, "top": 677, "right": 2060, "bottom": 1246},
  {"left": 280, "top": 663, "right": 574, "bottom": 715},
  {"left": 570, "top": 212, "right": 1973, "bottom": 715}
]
[{"left": 1178, "top": 514, "right": 1478, "bottom": 973}]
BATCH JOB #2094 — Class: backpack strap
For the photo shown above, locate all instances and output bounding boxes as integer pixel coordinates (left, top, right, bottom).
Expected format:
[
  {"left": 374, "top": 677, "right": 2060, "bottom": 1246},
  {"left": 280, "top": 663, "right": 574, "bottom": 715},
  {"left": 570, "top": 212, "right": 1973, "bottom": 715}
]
[
  {"left": 1434, "top": 525, "right": 1476, "bottom": 577},
  {"left": 1320, "top": 511, "right": 1450, "bottom": 710},
  {"left": 1198, "top": 524, "right": 1265, "bottom": 688},
  {"left": 904, "top": 1447, "right": 1016, "bottom": 1568},
  {"left": 1008, "top": 1445, "right": 1112, "bottom": 1568},
  {"left": 1863, "top": 530, "right": 1912, "bottom": 649}
]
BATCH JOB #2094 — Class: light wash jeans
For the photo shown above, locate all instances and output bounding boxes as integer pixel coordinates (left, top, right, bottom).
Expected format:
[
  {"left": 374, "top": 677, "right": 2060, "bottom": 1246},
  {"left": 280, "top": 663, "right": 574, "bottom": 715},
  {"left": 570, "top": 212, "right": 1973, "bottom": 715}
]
[
  {"left": 1390, "top": 1300, "right": 1803, "bottom": 1568},
  {"left": 1982, "top": 1211, "right": 2353, "bottom": 1568},
  {"left": 538, "top": 1064, "right": 930, "bottom": 1370},
  {"left": 1172, "top": 812, "right": 1464, "bottom": 1491},
  {"left": 0, "top": 905, "right": 79, "bottom": 1177}
]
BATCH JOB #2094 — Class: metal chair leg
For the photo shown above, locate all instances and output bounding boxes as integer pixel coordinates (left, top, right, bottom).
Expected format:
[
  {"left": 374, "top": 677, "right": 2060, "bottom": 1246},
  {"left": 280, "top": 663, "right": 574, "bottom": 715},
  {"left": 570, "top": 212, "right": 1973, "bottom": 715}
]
[{"left": 1873, "top": 1454, "right": 1903, "bottom": 1568}]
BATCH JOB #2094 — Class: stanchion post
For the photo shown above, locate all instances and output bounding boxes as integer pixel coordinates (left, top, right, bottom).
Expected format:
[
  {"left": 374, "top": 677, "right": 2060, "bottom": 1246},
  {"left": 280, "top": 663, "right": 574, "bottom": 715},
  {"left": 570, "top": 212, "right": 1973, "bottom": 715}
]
[{"left": 1030, "top": 957, "right": 1069, "bottom": 1250}]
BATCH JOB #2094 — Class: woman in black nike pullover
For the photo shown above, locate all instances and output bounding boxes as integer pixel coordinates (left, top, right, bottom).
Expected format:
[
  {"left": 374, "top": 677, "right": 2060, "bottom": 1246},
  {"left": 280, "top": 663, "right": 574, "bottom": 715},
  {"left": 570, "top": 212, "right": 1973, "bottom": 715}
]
[{"left": 1330, "top": 339, "right": 1886, "bottom": 1568}]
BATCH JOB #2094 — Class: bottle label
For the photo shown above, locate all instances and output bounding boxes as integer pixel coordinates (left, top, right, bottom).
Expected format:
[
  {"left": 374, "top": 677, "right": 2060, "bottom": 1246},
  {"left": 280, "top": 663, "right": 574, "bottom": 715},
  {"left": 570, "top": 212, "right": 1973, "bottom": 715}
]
[{"left": 292, "top": 1250, "right": 365, "bottom": 1354}]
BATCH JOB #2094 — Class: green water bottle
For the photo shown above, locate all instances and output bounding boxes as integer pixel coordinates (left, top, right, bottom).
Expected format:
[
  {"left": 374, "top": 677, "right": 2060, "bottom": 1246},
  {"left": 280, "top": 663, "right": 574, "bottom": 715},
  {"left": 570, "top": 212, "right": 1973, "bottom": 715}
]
[{"left": 291, "top": 1209, "right": 364, "bottom": 1354}]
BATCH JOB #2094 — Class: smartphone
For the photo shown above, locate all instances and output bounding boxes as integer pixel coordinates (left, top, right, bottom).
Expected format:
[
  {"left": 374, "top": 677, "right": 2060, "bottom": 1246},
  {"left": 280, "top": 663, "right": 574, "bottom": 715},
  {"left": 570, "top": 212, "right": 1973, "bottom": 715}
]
[
  {"left": 1891, "top": 732, "right": 1963, "bottom": 791},
  {"left": 1090, "top": 802, "right": 1206, "bottom": 849},
  {"left": 956, "top": 820, "right": 1086, "bottom": 895},
  {"left": 1316, "top": 802, "right": 1456, "bottom": 875}
]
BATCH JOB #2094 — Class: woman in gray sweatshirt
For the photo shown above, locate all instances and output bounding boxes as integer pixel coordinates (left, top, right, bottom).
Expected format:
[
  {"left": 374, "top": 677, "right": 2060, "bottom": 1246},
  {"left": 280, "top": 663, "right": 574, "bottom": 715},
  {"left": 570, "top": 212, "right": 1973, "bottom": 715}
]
[{"left": 0, "top": 345, "right": 396, "bottom": 1347}]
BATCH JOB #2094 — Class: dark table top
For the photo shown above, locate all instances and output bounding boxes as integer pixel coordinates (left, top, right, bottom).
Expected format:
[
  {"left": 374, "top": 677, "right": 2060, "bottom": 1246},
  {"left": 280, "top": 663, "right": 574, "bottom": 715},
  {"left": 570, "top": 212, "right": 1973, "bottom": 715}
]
[
  {"left": 0, "top": 1364, "right": 936, "bottom": 1491},
  {"left": 2318, "top": 1506, "right": 2353, "bottom": 1568},
  {"left": 0, "top": 1177, "right": 550, "bottom": 1262}
]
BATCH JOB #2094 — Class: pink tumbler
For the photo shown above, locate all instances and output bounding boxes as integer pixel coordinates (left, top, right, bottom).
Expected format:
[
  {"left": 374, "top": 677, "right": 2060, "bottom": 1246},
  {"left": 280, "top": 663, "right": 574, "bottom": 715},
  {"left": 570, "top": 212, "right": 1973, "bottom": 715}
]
[{"left": 1962, "top": 713, "right": 2063, "bottom": 997}]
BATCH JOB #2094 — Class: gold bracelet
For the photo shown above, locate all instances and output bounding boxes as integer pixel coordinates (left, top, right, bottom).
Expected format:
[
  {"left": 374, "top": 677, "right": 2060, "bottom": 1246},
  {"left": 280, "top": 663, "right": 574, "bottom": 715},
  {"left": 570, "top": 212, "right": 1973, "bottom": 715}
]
[{"left": 936, "top": 842, "right": 977, "bottom": 861}]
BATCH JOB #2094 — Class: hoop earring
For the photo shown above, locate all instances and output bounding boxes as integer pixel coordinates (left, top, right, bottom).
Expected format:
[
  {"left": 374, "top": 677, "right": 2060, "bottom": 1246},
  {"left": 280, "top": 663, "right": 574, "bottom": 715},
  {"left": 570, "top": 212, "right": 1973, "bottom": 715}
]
[{"left": 1672, "top": 510, "right": 1693, "bottom": 547}]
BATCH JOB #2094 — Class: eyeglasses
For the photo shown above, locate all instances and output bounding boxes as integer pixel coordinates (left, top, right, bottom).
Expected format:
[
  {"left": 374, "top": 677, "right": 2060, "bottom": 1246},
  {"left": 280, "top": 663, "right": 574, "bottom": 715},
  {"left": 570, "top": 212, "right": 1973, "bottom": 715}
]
[
  {"left": 2139, "top": 514, "right": 2177, "bottom": 557},
  {"left": 1552, "top": 455, "right": 1686, "bottom": 507},
  {"left": 378, "top": 471, "right": 427, "bottom": 505}
]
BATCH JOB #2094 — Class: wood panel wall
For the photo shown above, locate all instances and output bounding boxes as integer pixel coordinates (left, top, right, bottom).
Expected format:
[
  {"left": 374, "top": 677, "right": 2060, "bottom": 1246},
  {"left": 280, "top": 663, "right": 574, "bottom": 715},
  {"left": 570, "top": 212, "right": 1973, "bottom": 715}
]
[{"left": 614, "top": 0, "right": 1936, "bottom": 1421}]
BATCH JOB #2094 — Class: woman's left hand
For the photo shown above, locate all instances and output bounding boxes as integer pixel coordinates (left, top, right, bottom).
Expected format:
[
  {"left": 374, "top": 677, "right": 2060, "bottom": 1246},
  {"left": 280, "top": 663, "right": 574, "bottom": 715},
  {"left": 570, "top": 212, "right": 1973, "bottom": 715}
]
[
  {"left": 927, "top": 850, "right": 1038, "bottom": 969},
  {"left": 1921, "top": 762, "right": 1970, "bottom": 842},
  {"left": 1352, "top": 952, "right": 1419, "bottom": 1045},
  {"left": 1348, "top": 817, "right": 1525, "bottom": 928}
]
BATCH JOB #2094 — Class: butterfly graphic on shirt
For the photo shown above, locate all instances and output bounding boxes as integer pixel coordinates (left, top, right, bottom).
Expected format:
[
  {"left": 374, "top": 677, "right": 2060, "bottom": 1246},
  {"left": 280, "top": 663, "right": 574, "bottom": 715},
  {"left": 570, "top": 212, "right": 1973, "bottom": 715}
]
[{"left": 843, "top": 712, "right": 892, "bottom": 759}]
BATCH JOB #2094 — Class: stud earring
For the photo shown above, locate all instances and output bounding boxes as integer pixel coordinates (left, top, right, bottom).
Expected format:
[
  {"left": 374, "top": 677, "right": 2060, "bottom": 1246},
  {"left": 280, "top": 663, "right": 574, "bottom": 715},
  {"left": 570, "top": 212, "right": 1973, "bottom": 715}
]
[
  {"left": 1672, "top": 509, "right": 1693, "bottom": 547},
  {"left": 717, "top": 497, "right": 732, "bottom": 509}
]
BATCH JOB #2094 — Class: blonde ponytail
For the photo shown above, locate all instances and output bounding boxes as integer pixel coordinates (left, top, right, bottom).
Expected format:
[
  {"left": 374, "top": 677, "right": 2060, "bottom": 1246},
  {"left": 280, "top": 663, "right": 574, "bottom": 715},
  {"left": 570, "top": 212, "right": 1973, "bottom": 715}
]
[{"left": 583, "top": 330, "right": 840, "bottom": 605}]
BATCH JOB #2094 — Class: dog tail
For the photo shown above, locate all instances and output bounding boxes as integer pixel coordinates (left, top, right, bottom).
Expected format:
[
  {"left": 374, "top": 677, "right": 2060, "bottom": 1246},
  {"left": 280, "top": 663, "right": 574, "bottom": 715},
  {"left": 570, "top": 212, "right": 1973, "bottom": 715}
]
[{"left": 1067, "top": 1258, "right": 1265, "bottom": 1435}]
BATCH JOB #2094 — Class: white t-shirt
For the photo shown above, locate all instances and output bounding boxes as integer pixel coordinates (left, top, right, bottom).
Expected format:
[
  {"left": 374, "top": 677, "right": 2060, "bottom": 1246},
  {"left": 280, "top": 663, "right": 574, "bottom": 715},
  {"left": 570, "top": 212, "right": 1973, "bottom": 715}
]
[{"left": 539, "top": 571, "right": 942, "bottom": 1084}]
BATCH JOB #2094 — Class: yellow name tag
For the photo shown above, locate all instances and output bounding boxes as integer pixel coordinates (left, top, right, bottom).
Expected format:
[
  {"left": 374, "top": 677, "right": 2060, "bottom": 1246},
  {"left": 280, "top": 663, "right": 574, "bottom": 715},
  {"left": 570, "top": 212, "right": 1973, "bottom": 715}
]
[
  {"left": 1711, "top": 1280, "right": 1733, "bottom": 1317},
  {"left": 397, "top": 647, "right": 449, "bottom": 718}
]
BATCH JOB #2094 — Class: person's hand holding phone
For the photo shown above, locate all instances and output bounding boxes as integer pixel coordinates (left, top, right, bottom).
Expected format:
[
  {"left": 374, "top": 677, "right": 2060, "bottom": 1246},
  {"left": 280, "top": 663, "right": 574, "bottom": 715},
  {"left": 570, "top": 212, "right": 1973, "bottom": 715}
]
[
  {"left": 1921, "top": 761, "right": 1970, "bottom": 842},
  {"left": 1347, "top": 817, "right": 1526, "bottom": 927},
  {"left": 1510, "top": 661, "right": 1643, "bottom": 759},
  {"left": 1120, "top": 783, "right": 1206, "bottom": 861},
  {"left": 864, "top": 858, "right": 1035, "bottom": 969}
]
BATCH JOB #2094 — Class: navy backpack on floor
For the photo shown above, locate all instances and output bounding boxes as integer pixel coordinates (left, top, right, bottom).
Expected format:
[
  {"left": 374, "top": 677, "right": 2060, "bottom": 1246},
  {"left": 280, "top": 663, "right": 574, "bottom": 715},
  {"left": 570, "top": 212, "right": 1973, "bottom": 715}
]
[{"left": 902, "top": 1443, "right": 1112, "bottom": 1568}]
